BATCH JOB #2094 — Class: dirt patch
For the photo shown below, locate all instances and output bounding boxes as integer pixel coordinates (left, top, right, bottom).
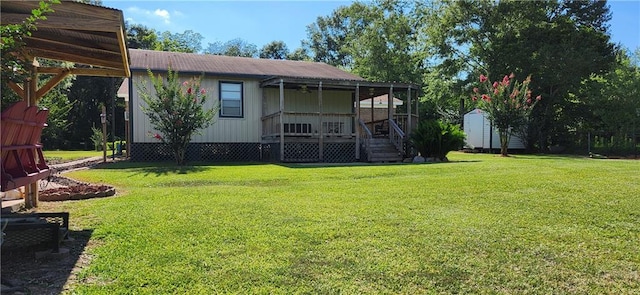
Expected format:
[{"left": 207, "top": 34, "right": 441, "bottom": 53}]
[
  {"left": 1, "top": 226, "right": 97, "bottom": 294},
  {"left": 2, "top": 159, "right": 117, "bottom": 294}
]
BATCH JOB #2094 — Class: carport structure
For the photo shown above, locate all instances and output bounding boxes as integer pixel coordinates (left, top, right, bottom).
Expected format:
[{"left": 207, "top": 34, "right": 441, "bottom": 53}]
[{"left": 1, "top": 1, "right": 130, "bottom": 208}]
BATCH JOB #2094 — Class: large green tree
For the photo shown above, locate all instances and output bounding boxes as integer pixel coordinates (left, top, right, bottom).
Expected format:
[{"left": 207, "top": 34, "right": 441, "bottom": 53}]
[
  {"left": 419, "top": 0, "right": 615, "bottom": 150},
  {"left": 259, "top": 41, "right": 289, "bottom": 59},
  {"left": 155, "top": 30, "right": 203, "bottom": 53},
  {"left": 305, "top": 0, "right": 423, "bottom": 84},
  {"left": 205, "top": 38, "right": 258, "bottom": 57},
  {"left": 576, "top": 48, "right": 640, "bottom": 154},
  {"left": 126, "top": 22, "right": 158, "bottom": 50}
]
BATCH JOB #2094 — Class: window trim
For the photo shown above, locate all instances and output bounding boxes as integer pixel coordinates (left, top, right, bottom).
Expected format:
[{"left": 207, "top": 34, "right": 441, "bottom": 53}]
[{"left": 219, "top": 81, "right": 244, "bottom": 118}]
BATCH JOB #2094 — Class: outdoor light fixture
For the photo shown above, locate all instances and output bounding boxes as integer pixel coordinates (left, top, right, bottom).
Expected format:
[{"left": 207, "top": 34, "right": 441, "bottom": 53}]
[
  {"left": 100, "top": 113, "right": 106, "bottom": 124},
  {"left": 369, "top": 88, "right": 375, "bottom": 96},
  {"left": 299, "top": 85, "right": 309, "bottom": 94}
]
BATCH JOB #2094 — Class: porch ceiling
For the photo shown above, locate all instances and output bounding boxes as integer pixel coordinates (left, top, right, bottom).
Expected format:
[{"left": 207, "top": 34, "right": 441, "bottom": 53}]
[
  {"left": 0, "top": 1, "right": 130, "bottom": 77},
  {"left": 260, "top": 76, "right": 421, "bottom": 100}
]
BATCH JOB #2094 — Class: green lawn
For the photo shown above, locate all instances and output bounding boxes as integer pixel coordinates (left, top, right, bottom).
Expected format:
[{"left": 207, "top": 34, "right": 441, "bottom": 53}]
[
  {"left": 53, "top": 152, "right": 639, "bottom": 294},
  {"left": 43, "top": 150, "right": 103, "bottom": 163}
]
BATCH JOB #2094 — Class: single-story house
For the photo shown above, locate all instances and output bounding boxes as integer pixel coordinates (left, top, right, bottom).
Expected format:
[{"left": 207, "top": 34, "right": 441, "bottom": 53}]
[{"left": 122, "top": 49, "right": 420, "bottom": 163}]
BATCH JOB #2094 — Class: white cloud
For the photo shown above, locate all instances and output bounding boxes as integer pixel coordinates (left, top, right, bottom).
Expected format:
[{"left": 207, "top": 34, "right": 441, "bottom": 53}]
[
  {"left": 154, "top": 9, "right": 171, "bottom": 24},
  {"left": 124, "top": 6, "right": 172, "bottom": 25}
]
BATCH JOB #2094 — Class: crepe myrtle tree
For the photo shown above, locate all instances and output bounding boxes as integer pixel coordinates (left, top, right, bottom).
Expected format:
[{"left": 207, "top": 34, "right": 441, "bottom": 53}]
[
  {"left": 138, "top": 68, "right": 217, "bottom": 165},
  {"left": 472, "top": 73, "right": 541, "bottom": 156}
]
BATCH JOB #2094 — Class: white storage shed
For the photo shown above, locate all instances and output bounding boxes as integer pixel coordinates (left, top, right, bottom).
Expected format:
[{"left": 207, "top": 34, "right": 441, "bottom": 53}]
[{"left": 463, "top": 109, "right": 526, "bottom": 150}]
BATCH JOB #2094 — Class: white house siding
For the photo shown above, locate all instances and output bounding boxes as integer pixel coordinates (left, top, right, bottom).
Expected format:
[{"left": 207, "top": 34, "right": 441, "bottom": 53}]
[{"left": 131, "top": 72, "right": 262, "bottom": 143}]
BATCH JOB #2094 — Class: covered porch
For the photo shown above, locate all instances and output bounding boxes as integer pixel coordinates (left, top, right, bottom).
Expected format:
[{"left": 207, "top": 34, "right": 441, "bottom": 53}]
[{"left": 259, "top": 77, "right": 420, "bottom": 162}]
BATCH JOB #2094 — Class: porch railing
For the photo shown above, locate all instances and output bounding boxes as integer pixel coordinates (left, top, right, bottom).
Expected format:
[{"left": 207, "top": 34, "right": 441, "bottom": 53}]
[
  {"left": 262, "top": 111, "right": 356, "bottom": 138},
  {"left": 358, "top": 118, "right": 372, "bottom": 161},
  {"left": 393, "top": 113, "right": 419, "bottom": 135},
  {"left": 389, "top": 119, "right": 405, "bottom": 154}
]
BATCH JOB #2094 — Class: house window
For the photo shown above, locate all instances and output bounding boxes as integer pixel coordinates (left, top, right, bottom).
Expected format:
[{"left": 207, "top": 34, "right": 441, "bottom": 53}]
[{"left": 220, "top": 81, "right": 243, "bottom": 117}]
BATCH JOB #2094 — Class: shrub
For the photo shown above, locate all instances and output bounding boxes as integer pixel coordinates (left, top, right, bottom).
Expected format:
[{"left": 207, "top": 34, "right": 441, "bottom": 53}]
[
  {"left": 410, "top": 120, "right": 466, "bottom": 161},
  {"left": 137, "top": 68, "right": 217, "bottom": 165},
  {"left": 90, "top": 127, "right": 104, "bottom": 151}
]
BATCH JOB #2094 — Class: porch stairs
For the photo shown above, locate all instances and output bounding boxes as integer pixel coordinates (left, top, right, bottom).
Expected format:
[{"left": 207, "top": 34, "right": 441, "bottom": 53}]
[{"left": 367, "top": 138, "right": 403, "bottom": 163}]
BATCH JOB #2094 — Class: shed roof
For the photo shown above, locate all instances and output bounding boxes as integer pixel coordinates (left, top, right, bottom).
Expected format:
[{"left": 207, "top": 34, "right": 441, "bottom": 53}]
[{"left": 129, "top": 49, "right": 364, "bottom": 81}]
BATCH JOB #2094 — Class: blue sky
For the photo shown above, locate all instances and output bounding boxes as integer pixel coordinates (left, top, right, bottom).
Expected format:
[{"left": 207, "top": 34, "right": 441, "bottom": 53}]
[{"left": 103, "top": 0, "right": 640, "bottom": 53}]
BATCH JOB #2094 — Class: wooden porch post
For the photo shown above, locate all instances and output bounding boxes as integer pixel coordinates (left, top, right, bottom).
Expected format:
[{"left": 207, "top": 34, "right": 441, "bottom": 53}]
[
  {"left": 388, "top": 85, "right": 394, "bottom": 140},
  {"left": 279, "top": 79, "right": 285, "bottom": 161},
  {"left": 355, "top": 84, "right": 360, "bottom": 160},
  {"left": 318, "top": 81, "right": 324, "bottom": 161},
  {"left": 407, "top": 87, "right": 412, "bottom": 136},
  {"left": 370, "top": 88, "right": 374, "bottom": 128},
  {"left": 24, "top": 63, "right": 39, "bottom": 209},
  {"left": 416, "top": 96, "right": 420, "bottom": 123}
]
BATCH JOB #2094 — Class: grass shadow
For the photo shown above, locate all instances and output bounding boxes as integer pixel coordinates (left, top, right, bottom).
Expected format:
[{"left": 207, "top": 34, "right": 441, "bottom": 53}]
[
  {"left": 277, "top": 159, "right": 482, "bottom": 169},
  {"left": 1, "top": 229, "right": 93, "bottom": 295},
  {"left": 90, "top": 160, "right": 273, "bottom": 176}
]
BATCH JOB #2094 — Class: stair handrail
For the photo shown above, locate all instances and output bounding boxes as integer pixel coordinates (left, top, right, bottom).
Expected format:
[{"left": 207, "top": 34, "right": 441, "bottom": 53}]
[
  {"left": 358, "top": 119, "right": 372, "bottom": 161},
  {"left": 389, "top": 119, "right": 405, "bottom": 155}
]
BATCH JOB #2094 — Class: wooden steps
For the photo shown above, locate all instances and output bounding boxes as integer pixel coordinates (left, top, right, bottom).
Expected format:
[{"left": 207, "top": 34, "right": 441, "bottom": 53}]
[{"left": 367, "top": 138, "right": 403, "bottom": 162}]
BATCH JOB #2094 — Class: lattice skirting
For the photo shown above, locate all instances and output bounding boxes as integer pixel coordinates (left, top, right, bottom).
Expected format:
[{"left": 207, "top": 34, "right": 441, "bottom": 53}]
[
  {"left": 323, "top": 142, "right": 356, "bottom": 163},
  {"left": 131, "top": 143, "right": 261, "bottom": 162},
  {"left": 131, "top": 142, "right": 357, "bottom": 163}
]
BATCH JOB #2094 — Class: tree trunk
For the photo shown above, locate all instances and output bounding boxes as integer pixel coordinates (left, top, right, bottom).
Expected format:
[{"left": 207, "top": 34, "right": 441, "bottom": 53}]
[{"left": 498, "top": 128, "right": 510, "bottom": 156}]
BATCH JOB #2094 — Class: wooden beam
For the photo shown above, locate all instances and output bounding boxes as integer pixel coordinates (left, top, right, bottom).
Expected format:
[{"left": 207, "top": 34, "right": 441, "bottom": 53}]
[
  {"left": 279, "top": 79, "right": 285, "bottom": 162},
  {"left": 25, "top": 33, "right": 121, "bottom": 56},
  {"left": 7, "top": 82, "right": 25, "bottom": 99},
  {"left": 69, "top": 68, "right": 127, "bottom": 77},
  {"left": 25, "top": 46, "right": 124, "bottom": 70},
  {"left": 389, "top": 85, "right": 394, "bottom": 141},
  {"left": 38, "top": 67, "right": 126, "bottom": 77},
  {"left": 355, "top": 84, "right": 360, "bottom": 160},
  {"left": 407, "top": 87, "right": 412, "bottom": 136},
  {"left": 116, "top": 27, "right": 131, "bottom": 77},
  {"left": 2, "top": 1, "right": 122, "bottom": 21},
  {"left": 318, "top": 81, "right": 324, "bottom": 162},
  {"left": 1, "top": 13, "right": 120, "bottom": 32},
  {"left": 36, "top": 70, "right": 71, "bottom": 99}
]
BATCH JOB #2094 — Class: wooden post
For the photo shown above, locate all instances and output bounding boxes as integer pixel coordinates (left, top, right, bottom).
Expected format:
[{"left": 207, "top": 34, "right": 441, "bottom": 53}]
[
  {"left": 24, "top": 63, "right": 39, "bottom": 209},
  {"left": 388, "top": 85, "right": 394, "bottom": 140},
  {"left": 102, "top": 105, "right": 107, "bottom": 163},
  {"left": 370, "top": 88, "right": 374, "bottom": 129},
  {"left": 124, "top": 103, "right": 130, "bottom": 159},
  {"left": 355, "top": 84, "right": 360, "bottom": 160},
  {"left": 279, "top": 79, "right": 285, "bottom": 161},
  {"left": 416, "top": 97, "right": 420, "bottom": 123},
  {"left": 407, "top": 87, "right": 412, "bottom": 136},
  {"left": 318, "top": 81, "right": 324, "bottom": 162}
]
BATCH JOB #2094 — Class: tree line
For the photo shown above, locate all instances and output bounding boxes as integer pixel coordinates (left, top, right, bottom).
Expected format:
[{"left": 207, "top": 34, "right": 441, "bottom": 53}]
[{"left": 4, "top": 0, "right": 638, "bottom": 154}]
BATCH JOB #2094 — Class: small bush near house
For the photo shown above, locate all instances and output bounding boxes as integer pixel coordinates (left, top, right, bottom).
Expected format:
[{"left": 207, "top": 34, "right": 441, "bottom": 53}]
[
  {"left": 137, "top": 67, "right": 217, "bottom": 165},
  {"left": 410, "top": 119, "right": 466, "bottom": 161},
  {"left": 89, "top": 126, "right": 104, "bottom": 151}
]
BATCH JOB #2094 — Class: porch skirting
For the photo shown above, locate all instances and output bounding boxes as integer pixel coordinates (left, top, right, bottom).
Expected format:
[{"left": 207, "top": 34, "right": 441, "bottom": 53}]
[{"left": 130, "top": 142, "right": 357, "bottom": 163}]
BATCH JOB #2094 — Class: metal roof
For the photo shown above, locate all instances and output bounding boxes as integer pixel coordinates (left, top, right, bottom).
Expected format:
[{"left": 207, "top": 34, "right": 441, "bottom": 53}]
[{"left": 129, "top": 49, "right": 364, "bottom": 81}]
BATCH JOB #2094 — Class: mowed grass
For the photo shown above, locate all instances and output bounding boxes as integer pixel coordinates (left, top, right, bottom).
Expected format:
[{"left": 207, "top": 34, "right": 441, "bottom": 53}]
[
  {"left": 53, "top": 152, "right": 639, "bottom": 294},
  {"left": 43, "top": 150, "right": 102, "bottom": 162}
]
